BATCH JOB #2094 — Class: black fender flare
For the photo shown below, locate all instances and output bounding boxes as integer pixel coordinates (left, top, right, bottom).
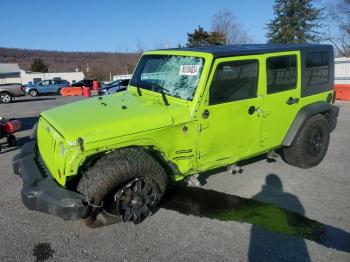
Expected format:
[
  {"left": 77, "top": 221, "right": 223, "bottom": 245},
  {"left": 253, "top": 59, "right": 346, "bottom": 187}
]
[{"left": 282, "top": 102, "right": 339, "bottom": 146}]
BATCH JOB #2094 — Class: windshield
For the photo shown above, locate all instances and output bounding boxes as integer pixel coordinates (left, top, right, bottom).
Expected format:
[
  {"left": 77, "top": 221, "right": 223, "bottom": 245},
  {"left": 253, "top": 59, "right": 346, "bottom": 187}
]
[{"left": 130, "top": 55, "right": 204, "bottom": 101}]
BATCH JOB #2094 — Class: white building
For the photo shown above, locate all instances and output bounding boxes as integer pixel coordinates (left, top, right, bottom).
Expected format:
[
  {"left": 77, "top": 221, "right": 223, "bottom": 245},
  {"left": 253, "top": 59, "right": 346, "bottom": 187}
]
[
  {"left": 0, "top": 63, "right": 84, "bottom": 85},
  {"left": 335, "top": 57, "right": 350, "bottom": 84},
  {"left": 0, "top": 63, "right": 21, "bottom": 84},
  {"left": 20, "top": 70, "right": 85, "bottom": 84}
]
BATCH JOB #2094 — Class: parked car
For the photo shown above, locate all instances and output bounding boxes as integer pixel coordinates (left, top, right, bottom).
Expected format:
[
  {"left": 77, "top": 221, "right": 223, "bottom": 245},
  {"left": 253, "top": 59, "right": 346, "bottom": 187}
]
[
  {"left": 71, "top": 79, "right": 104, "bottom": 89},
  {"left": 0, "top": 83, "right": 25, "bottom": 103},
  {"left": 14, "top": 44, "right": 339, "bottom": 224},
  {"left": 25, "top": 79, "right": 70, "bottom": 97},
  {"left": 98, "top": 79, "right": 130, "bottom": 95}
]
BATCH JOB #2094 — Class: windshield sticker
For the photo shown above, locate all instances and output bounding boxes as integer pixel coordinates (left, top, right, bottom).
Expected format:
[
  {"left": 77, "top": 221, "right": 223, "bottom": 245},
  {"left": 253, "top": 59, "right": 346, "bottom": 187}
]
[{"left": 179, "top": 65, "right": 200, "bottom": 76}]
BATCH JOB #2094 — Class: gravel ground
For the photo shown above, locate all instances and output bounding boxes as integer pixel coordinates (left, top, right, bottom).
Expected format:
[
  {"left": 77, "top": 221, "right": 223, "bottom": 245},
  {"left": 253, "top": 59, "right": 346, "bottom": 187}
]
[{"left": 0, "top": 95, "right": 349, "bottom": 262}]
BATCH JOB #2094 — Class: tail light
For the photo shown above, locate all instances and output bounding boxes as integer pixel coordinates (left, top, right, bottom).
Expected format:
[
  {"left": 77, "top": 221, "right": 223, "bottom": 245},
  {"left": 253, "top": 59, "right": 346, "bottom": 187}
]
[
  {"left": 3, "top": 120, "right": 21, "bottom": 134},
  {"left": 20, "top": 85, "right": 24, "bottom": 91}
]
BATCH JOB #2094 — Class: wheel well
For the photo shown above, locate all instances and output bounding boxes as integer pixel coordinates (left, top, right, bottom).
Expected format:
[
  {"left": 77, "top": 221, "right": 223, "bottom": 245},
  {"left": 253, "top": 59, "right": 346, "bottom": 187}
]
[
  {"left": 0, "top": 90, "right": 13, "bottom": 96},
  {"left": 67, "top": 146, "right": 176, "bottom": 191},
  {"left": 282, "top": 102, "right": 338, "bottom": 146}
]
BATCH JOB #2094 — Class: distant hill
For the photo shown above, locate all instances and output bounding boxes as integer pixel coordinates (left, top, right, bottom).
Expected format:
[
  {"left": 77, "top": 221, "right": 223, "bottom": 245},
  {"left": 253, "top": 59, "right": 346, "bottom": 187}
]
[{"left": 0, "top": 47, "right": 141, "bottom": 80}]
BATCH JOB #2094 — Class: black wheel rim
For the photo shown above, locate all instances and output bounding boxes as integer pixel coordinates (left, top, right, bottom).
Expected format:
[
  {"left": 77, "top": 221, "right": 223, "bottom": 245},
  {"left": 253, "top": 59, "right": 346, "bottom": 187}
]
[
  {"left": 306, "top": 126, "right": 324, "bottom": 157},
  {"left": 107, "top": 177, "right": 160, "bottom": 224}
]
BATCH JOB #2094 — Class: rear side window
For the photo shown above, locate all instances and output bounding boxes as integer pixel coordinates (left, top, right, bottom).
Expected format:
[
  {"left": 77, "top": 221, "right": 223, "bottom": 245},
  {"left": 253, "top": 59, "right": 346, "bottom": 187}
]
[
  {"left": 267, "top": 55, "right": 297, "bottom": 94},
  {"left": 305, "top": 52, "right": 329, "bottom": 86},
  {"left": 209, "top": 60, "right": 259, "bottom": 105}
]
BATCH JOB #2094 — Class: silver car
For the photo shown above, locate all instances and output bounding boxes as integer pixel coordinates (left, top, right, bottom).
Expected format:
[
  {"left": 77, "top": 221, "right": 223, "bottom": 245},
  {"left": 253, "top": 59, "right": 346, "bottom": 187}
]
[{"left": 0, "top": 83, "right": 25, "bottom": 103}]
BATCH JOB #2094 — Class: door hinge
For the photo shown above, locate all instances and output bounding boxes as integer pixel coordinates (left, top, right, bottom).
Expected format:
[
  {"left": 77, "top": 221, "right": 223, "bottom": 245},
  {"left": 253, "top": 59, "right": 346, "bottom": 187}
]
[{"left": 198, "top": 122, "right": 209, "bottom": 132}]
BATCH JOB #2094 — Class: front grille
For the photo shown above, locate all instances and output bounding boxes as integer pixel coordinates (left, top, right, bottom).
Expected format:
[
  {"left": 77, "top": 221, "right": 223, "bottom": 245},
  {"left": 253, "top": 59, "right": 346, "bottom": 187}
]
[{"left": 37, "top": 118, "right": 58, "bottom": 176}]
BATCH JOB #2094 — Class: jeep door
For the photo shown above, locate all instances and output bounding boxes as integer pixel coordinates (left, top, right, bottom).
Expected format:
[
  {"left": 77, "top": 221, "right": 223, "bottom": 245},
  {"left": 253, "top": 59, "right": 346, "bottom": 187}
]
[
  {"left": 260, "top": 52, "right": 301, "bottom": 149},
  {"left": 197, "top": 56, "right": 264, "bottom": 169}
]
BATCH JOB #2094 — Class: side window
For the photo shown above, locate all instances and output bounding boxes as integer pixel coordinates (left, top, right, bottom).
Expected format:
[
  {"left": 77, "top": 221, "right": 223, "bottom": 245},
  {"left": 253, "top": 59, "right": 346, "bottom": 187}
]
[
  {"left": 266, "top": 55, "right": 297, "bottom": 94},
  {"left": 40, "top": 81, "right": 48, "bottom": 86},
  {"left": 305, "top": 52, "right": 329, "bottom": 86},
  {"left": 121, "top": 79, "right": 130, "bottom": 86},
  {"left": 209, "top": 60, "right": 259, "bottom": 105}
]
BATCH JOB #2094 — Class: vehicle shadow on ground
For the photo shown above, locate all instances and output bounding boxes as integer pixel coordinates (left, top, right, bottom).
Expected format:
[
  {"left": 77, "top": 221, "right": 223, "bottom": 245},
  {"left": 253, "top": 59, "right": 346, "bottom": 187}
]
[
  {"left": 197, "top": 154, "right": 270, "bottom": 186},
  {"left": 0, "top": 136, "right": 30, "bottom": 154},
  {"left": 88, "top": 173, "right": 350, "bottom": 255},
  {"left": 12, "top": 97, "right": 57, "bottom": 103},
  {"left": 160, "top": 174, "right": 350, "bottom": 256},
  {"left": 16, "top": 116, "right": 38, "bottom": 131}
]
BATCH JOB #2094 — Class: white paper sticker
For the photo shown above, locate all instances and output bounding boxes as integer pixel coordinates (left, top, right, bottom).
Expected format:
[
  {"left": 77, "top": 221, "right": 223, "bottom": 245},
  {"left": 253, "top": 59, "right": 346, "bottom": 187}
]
[{"left": 179, "top": 65, "right": 200, "bottom": 76}]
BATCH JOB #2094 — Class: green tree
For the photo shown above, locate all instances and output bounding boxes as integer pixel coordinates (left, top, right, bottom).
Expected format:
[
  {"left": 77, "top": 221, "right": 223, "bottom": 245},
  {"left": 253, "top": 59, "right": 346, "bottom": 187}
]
[
  {"left": 30, "top": 58, "right": 48, "bottom": 72},
  {"left": 187, "top": 26, "right": 210, "bottom": 47},
  {"left": 186, "top": 26, "right": 226, "bottom": 47},
  {"left": 266, "top": 0, "right": 322, "bottom": 44}
]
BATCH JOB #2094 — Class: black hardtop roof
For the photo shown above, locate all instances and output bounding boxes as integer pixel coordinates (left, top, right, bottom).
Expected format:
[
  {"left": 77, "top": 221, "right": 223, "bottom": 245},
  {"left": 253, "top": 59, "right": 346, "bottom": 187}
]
[{"left": 165, "top": 44, "right": 333, "bottom": 58}]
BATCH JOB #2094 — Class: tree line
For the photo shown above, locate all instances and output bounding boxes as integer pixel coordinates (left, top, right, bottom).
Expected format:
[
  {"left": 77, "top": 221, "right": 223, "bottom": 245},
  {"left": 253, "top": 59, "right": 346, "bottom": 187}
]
[{"left": 0, "top": 47, "right": 141, "bottom": 80}]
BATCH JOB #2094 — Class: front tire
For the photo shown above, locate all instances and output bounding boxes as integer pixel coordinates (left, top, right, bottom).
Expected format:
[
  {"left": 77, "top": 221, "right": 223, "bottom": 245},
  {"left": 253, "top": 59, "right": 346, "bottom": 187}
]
[
  {"left": 282, "top": 114, "right": 330, "bottom": 168},
  {"left": 77, "top": 148, "right": 168, "bottom": 224},
  {"left": 0, "top": 92, "right": 13, "bottom": 103}
]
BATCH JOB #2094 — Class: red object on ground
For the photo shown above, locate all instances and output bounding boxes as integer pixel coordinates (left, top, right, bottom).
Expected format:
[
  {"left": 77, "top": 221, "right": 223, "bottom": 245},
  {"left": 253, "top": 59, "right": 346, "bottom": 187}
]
[
  {"left": 3, "top": 120, "right": 21, "bottom": 134},
  {"left": 334, "top": 84, "right": 350, "bottom": 101},
  {"left": 92, "top": 80, "right": 99, "bottom": 91},
  {"left": 83, "top": 86, "right": 91, "bottom": 97},
  {"left": 61, "top": 87, "right": 83, "bottom": 96}
]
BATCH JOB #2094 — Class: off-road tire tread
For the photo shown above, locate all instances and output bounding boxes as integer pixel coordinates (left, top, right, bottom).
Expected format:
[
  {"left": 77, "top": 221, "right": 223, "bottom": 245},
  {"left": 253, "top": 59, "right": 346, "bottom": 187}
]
[
  {"left": 77, "top": 148, "right": 168, "bottom": 207},
  {"left": 282, "top": 114, "right": 330, "bottom": 169}
]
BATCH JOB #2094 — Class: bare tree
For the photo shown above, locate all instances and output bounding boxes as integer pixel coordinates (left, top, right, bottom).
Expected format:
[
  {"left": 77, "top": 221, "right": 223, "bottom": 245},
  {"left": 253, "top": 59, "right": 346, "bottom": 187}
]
[
  {"left": 211, "top": 9, "right": 253, "bottom": 44},
  {"left": 325, "top": 0, "right": 350, "bottom": 56}
]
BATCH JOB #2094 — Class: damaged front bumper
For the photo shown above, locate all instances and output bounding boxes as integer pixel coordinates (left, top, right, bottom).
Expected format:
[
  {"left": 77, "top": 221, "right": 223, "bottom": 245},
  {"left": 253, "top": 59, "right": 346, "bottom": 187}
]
[{"left": 12, "top": 139, "right": 89, "bottom": 220}]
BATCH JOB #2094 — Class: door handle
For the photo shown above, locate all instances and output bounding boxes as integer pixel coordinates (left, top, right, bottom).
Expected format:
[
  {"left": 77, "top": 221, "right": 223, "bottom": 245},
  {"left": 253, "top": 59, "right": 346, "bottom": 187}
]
[{"left": 286, "top": 97, "right": 299, "bottom": 105}]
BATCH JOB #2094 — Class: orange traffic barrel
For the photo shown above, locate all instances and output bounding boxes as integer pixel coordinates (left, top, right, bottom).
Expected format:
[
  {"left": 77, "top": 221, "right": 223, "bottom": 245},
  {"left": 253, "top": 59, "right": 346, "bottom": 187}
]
[
  {"left": 83, "top": 86, "right": 91, "bottom": 97},
  {"left": 335, "top": 84, "right": 350, "bottom": 101},
  {"left": 93, "top": 80, "right": 99, "bottom": 91}
]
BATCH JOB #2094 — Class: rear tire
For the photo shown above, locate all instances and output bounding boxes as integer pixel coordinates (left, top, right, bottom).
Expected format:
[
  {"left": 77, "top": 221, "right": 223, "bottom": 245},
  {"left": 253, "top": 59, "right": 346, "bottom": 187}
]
[
  {"left": 0, "top": 92, "right": 13, "bottom": 103},
  {"left": 77, "top": 148, "right": 168, "bottom": 225},
  {"left": 29, "top": 89, "right": 38, "bottom": 97},
  {"left": 282, "top": 114, "right": 330, "bottom": 168}
]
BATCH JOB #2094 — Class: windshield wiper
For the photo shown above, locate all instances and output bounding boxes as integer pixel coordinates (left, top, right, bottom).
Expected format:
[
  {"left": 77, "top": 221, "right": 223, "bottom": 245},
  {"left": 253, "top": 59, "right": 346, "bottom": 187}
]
[{"left": 151, "top": 83, "right": 170, "bottom": 106}]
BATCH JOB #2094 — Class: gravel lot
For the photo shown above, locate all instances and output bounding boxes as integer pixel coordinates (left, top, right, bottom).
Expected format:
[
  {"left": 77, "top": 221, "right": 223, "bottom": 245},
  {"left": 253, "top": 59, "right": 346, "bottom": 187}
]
[{"left": 0, "top": 95, "right": 349, "bottom": 262}]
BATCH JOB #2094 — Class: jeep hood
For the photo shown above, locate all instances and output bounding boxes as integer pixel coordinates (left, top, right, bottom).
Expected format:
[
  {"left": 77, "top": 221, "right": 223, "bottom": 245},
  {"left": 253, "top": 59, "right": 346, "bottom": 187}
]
[{"left": 40, "top": 92, "right": 191, "bottom": 144}]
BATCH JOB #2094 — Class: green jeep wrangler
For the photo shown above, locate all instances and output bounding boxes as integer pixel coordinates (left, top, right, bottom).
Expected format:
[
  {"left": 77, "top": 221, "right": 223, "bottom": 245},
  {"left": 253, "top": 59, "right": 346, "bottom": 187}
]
[{"left": 13, "top": 44, "right": 339, "bottom": 223}]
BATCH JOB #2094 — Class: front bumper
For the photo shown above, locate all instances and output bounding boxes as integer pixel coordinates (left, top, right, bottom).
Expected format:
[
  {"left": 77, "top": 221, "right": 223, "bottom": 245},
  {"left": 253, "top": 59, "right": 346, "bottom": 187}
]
[{"left": 12, "top": 140, "right": 89, "bottom": 220}]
